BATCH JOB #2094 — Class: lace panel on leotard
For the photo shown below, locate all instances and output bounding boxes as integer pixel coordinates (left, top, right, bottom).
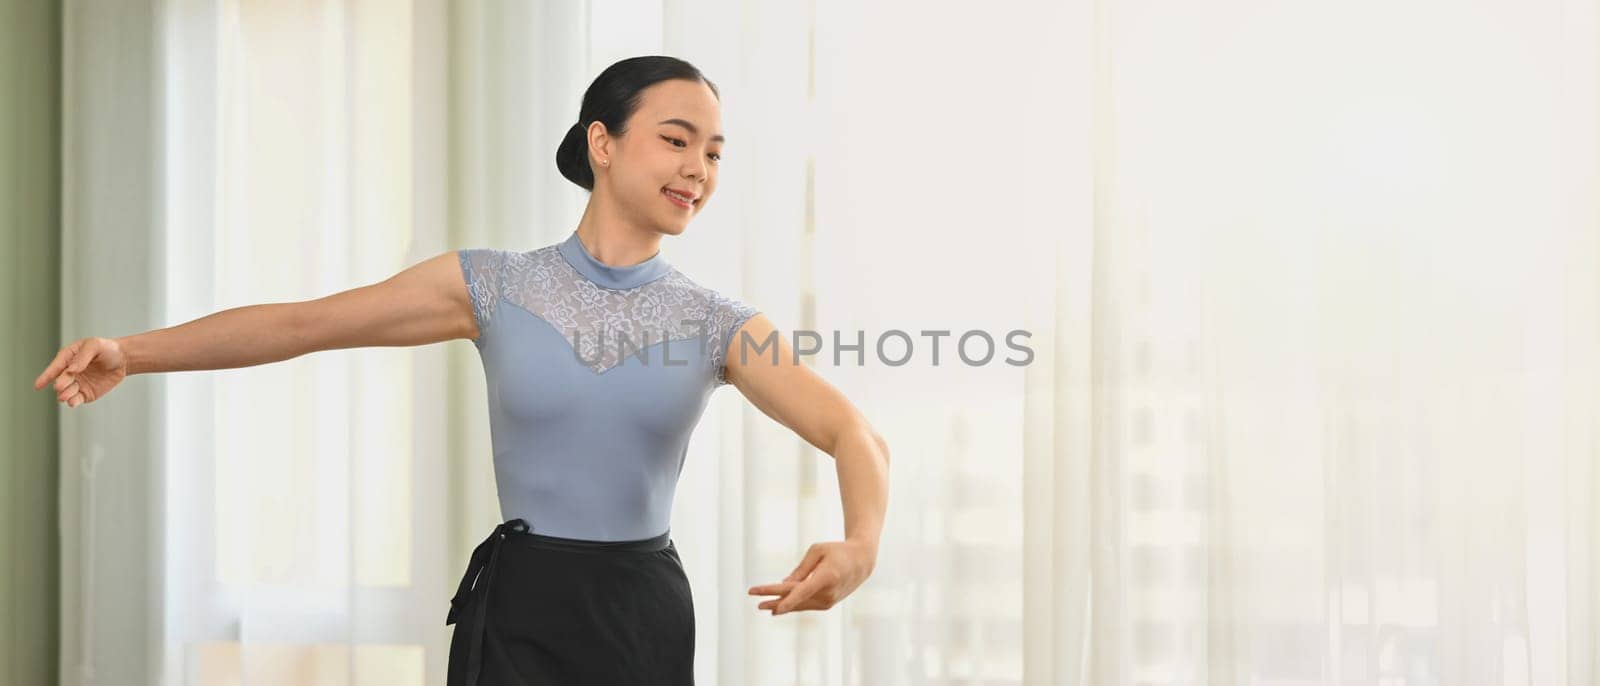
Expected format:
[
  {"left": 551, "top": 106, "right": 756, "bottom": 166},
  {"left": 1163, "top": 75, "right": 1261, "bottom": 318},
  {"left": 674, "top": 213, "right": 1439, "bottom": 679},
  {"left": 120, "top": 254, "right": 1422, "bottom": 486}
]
[{"left": 460, "top": 246, "right": 759, "bottom": 382}]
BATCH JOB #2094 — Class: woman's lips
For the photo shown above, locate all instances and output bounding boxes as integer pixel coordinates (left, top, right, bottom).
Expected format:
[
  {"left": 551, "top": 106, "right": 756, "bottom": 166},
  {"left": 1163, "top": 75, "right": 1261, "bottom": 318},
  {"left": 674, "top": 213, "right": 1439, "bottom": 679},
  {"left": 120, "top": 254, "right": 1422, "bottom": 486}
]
[{"left": 662, "top": 188, "right": 694, "bottom": 209}]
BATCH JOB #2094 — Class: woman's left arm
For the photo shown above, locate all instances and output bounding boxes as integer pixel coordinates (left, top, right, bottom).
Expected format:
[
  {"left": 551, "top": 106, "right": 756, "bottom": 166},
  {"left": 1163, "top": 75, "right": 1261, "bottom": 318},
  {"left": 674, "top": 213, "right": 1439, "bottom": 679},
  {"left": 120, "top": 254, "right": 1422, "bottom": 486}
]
[{"left": 725, "top": 313, "right": 890, "bottom": 616}]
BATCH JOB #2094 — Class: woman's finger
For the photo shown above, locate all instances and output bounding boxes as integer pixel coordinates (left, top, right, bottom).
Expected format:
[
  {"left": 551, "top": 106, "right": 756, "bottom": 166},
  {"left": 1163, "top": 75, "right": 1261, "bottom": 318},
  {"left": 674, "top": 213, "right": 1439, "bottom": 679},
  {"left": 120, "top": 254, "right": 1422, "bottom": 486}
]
[
  {"left": 58, "top": 379, "right": 79, "bottom": 403},
  {"left": 48, "top": 340, "right": 89, "bottom": 385},
  {"left": 765, "top": 590, "right": 827, "bottom": 614},
  {"left": 34, "top": 344, "right": 75, "bottom": 390},
  {"left": 775, "top": 573, "right": 827, "bottom": 614},
  {"left": 748, "top": 581, "right": 797, "bottom": 596}
]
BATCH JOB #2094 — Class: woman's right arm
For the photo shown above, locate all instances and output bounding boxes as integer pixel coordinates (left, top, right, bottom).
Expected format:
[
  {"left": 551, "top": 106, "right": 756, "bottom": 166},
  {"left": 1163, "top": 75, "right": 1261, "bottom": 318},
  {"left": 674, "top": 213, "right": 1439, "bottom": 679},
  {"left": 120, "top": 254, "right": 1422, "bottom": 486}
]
[
  {"left": 120, "top": 250, "right": 475, "bottom": 374},
  {"left": 36, "top": 250, "right": 476, "bottom": 405}
]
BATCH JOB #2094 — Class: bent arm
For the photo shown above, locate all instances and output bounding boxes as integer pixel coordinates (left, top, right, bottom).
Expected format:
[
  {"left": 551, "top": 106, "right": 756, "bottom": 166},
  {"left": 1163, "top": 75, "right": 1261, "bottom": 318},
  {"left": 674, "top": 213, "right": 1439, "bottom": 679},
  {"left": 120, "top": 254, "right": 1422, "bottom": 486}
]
[
  {"left": 118, "top": 250, "right": 476, "bottom": 375},
  {"left": 725, "top": 314, "right": 890, "bottom": 550}
]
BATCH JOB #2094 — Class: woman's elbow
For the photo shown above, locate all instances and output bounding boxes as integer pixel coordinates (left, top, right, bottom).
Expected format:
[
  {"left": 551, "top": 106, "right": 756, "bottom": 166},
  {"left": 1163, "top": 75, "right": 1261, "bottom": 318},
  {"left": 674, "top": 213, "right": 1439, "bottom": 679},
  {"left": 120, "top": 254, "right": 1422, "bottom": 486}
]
[{"left": 870, "top": 429, "right": 889, "bottom": 466}]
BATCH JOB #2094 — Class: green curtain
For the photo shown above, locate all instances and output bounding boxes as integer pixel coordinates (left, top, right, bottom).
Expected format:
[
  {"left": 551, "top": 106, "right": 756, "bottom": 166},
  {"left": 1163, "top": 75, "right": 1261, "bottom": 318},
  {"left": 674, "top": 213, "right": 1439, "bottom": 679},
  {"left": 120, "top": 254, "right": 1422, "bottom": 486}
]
[{"left": 1, "top": 0, "right": 61, "bottom": 683}]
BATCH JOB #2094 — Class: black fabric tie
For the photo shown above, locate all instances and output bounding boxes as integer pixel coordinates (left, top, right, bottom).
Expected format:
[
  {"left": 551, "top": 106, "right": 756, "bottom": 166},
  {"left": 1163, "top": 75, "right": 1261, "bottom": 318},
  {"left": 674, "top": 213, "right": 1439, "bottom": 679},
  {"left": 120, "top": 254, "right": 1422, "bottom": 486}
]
[{"left": 447, "top": 518, "right": 530, "bottom": 686}]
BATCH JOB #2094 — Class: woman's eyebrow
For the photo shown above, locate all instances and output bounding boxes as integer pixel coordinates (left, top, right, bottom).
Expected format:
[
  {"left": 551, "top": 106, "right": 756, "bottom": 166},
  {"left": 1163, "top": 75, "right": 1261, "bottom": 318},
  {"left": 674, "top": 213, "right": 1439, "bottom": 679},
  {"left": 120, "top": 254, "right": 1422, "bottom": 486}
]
[{"left": 658, "top": 118, "right": 726, "bottom": 143}]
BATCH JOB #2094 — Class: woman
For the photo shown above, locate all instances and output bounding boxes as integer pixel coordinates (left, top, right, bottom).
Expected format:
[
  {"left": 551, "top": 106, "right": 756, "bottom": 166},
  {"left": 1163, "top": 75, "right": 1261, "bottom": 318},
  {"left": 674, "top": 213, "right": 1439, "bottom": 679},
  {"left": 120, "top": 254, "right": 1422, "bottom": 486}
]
[{"left": 32, "top": 55, "right": 889, "bottom": 685}]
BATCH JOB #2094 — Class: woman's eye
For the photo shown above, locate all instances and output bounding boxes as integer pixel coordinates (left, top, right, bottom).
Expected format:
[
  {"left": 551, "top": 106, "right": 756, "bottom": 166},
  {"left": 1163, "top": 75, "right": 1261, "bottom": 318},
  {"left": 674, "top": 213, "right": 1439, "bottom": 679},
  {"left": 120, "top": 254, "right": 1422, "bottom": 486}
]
[{"left": 663, "top": 135, "right": 719, "bottom": 162}]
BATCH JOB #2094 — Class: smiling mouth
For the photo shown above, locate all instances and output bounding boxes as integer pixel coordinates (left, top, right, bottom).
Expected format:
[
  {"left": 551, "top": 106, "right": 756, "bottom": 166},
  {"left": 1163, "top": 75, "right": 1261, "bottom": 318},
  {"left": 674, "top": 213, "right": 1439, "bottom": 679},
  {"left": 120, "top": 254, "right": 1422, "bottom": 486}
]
[{"left": 662, "top": 188, "right": 697, "bottom": 208}]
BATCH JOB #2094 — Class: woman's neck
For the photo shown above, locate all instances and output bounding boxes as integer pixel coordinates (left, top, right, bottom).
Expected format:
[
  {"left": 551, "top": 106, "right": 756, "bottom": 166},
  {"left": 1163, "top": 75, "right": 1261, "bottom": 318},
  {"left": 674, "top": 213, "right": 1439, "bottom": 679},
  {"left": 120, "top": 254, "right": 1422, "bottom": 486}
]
[{"left": 573, "top": 198, "right": 663, "bottom": 268}]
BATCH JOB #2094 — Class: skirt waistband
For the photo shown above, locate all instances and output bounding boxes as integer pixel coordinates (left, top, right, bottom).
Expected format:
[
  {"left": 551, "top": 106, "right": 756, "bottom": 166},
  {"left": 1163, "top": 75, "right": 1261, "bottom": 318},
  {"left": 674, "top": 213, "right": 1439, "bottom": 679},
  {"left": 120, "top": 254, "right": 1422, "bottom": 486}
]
[
  {"left": 445, "top": 518, "right": 671, "bottom": 686},
  {"left": 513, "top": 528, "right": 672, "bottom": 554}
]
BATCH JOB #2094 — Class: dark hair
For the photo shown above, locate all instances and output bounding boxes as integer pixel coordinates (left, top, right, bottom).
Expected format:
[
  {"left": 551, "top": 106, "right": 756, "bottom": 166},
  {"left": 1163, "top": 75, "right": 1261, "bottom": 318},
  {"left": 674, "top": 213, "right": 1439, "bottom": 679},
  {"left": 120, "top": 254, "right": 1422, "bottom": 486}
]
[{"left": 556, "top": 56, "right": 721, "bottom": 192}]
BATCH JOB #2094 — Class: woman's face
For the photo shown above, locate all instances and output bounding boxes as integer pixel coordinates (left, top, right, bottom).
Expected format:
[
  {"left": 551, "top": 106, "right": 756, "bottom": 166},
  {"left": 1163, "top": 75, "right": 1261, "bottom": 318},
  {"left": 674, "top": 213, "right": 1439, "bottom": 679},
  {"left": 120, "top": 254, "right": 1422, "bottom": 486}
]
[{"left": 592, "top": 79, "right": 724, "bottom": 236}]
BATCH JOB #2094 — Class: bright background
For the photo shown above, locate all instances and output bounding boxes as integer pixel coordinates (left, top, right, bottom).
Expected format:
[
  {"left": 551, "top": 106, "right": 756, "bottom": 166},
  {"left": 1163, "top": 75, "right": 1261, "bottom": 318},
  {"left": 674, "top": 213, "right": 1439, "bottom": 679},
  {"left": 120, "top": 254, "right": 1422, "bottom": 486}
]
[{"left": 4, "top": 0, "right": 1598, "bottom": 684}]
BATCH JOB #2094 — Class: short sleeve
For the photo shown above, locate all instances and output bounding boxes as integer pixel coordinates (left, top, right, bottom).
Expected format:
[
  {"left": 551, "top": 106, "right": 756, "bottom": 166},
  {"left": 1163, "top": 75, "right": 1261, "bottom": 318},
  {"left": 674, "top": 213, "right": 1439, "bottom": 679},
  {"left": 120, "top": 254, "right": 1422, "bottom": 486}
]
[
  {"left": 709, "top": 293, "right": 761, "bottom": 386},
  {"left": 457, "top": 249, "right": 504, "bottom": 346}
]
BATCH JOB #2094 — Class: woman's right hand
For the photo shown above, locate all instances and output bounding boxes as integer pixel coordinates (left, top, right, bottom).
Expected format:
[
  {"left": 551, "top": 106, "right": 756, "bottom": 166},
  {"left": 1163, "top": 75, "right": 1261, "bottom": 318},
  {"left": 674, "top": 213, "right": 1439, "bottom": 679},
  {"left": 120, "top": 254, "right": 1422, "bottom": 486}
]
[{"left": 33, "top": 336, "right": 129, "bottom": 408}]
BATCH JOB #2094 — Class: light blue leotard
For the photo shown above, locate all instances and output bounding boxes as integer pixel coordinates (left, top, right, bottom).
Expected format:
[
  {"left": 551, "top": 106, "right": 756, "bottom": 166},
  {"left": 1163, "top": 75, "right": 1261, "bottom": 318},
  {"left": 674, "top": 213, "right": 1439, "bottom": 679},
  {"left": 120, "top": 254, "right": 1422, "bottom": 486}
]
[{"left": 457, "top": 231, "right": 760, "bottom": 541}]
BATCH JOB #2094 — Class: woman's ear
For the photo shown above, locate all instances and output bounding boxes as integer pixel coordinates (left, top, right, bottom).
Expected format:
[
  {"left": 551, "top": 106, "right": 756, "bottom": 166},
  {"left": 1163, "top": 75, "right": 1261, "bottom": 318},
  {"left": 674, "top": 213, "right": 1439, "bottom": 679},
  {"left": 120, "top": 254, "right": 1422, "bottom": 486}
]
[{"left": 586, "top": 122, "right": 611, "bottom": 167}]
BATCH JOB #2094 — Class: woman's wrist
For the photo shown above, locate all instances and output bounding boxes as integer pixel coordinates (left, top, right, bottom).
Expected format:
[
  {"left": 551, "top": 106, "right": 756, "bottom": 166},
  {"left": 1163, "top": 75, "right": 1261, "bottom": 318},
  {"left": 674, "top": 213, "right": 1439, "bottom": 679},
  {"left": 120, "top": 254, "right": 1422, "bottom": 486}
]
[
  {"left": 114, "top": 335, "right": 141, "bottom": 376},
  {"left": 844, "top": 534, "right": 880, "bottom": 556}
]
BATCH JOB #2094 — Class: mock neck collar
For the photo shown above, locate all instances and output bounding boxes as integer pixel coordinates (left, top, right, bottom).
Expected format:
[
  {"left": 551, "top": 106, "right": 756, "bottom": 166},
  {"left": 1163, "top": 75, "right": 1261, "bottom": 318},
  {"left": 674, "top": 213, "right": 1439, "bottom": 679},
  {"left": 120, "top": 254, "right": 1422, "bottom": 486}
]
[{"left": 557, "top": 230, "right": 672, "bottom": 290}]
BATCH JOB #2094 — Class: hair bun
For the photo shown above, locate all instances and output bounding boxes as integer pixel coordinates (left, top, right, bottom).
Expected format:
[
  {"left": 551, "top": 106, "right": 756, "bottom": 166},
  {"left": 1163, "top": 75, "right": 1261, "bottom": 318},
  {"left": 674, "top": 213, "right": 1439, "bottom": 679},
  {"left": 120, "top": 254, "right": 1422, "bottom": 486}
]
[{"left": 557, "top": 121, "right": 594, "bottom": 191}]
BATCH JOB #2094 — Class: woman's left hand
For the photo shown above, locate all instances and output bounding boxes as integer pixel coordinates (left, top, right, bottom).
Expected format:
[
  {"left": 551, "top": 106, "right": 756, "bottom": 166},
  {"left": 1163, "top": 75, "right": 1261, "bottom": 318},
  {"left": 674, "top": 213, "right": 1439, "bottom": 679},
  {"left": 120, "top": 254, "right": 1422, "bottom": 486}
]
[{"left": 748, "top": 539, "right": 878, "bottom": 615}]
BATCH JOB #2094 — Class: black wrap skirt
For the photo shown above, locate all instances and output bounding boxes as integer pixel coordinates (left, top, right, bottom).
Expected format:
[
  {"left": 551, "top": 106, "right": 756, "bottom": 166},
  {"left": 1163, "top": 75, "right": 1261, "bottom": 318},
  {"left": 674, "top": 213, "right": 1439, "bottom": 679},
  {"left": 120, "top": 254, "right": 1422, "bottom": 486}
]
[{"left": 446, "top": 518, "right": 696, "bottom": 685}]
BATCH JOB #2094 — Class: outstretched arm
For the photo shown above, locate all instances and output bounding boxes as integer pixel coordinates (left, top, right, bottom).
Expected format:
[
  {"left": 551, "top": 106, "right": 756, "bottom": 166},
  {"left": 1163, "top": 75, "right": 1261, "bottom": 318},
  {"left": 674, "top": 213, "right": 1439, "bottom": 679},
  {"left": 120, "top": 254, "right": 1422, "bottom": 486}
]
[
  {"left": 34, "top": 250, "right": 478, "bottom": 406},
  {"left": 727, "top": 314, "right": 890, "bottom": 615}
]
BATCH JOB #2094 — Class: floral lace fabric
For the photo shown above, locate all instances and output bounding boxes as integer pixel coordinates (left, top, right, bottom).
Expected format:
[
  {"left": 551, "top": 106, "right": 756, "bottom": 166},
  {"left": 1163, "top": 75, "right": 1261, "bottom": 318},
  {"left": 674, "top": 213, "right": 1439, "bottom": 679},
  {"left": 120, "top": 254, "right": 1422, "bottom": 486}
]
[{"left": 459, "top": 246, "right": 760, "bottom": 385}]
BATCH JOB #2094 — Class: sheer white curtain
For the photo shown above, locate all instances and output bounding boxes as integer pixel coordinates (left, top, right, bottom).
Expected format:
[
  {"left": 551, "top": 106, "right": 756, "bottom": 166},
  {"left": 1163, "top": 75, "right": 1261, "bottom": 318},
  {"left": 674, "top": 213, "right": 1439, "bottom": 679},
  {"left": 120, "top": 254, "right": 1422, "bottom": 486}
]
[
  {"left": 804, "top": 0, "right": 1599, "bottom": 683},
  {"left": 156, "top": 0, "right": 451, "bottom": 683},
  {"left": 1047, "top": 0, "right": 1600, "bottom": 682},
  {"left": 65, "top": 0, "right": 455, "bottom": 683}
]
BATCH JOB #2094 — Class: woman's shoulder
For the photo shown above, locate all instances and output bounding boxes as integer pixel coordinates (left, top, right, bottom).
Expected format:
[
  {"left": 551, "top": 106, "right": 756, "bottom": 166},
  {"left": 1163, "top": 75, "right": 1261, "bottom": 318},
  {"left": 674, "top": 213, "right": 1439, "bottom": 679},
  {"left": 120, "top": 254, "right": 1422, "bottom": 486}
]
[
  {"left": 656, "top": 268, "right": 757, "bottom": 313},
  {"left": 457, "top": 244, "right": 561, "bottom": 272}
]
